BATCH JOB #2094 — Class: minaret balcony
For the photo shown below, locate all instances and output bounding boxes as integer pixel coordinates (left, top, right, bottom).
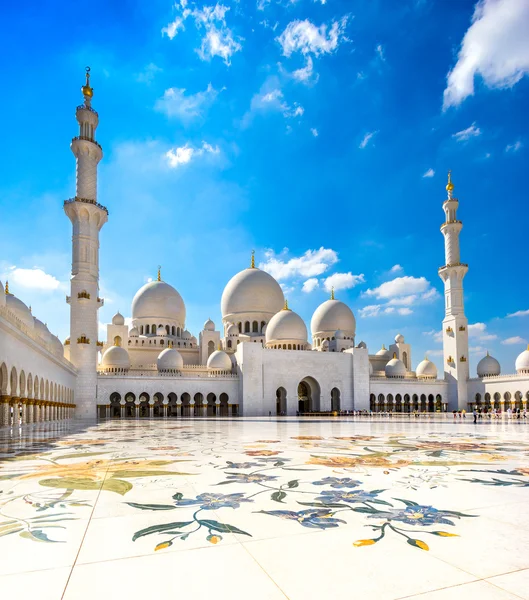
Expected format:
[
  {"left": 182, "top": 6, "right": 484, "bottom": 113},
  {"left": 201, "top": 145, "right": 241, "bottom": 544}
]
[
  {"left": 66, "top": 295, "right": 71, "bottom": 304},
  {"left": 64, "top": 197, "right": 109, "bottom": 215},
  {"left": 72, "top": 135, "right": 102, "bottom": 151},
  {"left": 77, "top": 336, "right": 90, "bottom": 344},
  {"left": 97, "top": 297, "right": 104, "bottom": 308}
]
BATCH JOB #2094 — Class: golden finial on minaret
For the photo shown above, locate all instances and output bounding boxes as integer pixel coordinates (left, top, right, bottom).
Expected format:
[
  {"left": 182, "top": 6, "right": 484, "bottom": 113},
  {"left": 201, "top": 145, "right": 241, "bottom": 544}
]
[
  {"left": 330, "top": 286, "right": 335, "bottom": 300},
  {"left": 251, "top": 250, "right": 255, "bottom": 269},
  {"left": 157, "top": 265, "right": 161, "bottom": 282},
  {"left": 81, "top": 66, "right": 93, "bottom": 100},
  {"left": 446, "top": 170, "right": 454, "bottom": 195},
  {"left": 5, "top": 280, "right": 9, "bottom": 295}
]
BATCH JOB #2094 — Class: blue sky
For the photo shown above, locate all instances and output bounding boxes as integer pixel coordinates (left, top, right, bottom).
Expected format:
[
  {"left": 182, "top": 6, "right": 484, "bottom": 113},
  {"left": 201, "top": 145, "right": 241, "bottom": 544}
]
[{"left": 0, "top": 0, "right": 528, "bottom": 375}]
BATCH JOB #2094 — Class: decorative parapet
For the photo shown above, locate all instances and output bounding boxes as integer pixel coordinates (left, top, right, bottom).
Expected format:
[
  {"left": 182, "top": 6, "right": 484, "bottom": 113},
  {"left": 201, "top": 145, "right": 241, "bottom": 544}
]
[
  {"left": 447, "top": 356, "right": 454, "bottom": 364},
  {"left": 445, "top": 327, "right": 453, "bottom": 334},
  {"left": 77, "top": 335, "right": 90, "bottom": 344},
  {"left": 78, "top": 291, "right": 90, "bottom": 300},
  {"left": 460, "top": 356, "right": 467, "bottom": 362},
  {"left": 459, "top": 325, "right": 466, "bottom": 331},
  {"left": 71, "top": 135, "right": 102, "bottom": 151},
  {"left": 96, "top": 341, "right": 104, "bottom": 347},
  {"left": 97, "top": 297, "right": 104, "bottom": 307},
  {"left": 64, "top": 197, "right": 108, "bottom": 215},
  {"left": 76, "top": 104, "right": 98, "bottom": 116}
]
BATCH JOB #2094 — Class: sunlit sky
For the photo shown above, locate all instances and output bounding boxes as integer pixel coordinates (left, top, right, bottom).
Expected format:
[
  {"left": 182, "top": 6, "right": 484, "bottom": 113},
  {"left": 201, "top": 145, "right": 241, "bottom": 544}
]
[{"left": 0, "top": 0, "right": 528, "bottom": 374}]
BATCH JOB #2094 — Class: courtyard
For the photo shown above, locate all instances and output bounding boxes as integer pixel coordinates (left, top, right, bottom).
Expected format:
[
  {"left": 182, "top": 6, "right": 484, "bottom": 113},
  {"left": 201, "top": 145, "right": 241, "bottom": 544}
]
[{"left": 1, "top": 417, "right": 528, "bottom": 599}]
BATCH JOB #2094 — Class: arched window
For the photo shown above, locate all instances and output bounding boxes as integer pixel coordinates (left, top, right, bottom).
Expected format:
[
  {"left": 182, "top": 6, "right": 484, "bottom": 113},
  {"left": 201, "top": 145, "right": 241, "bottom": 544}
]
[
  {"left": 140, "top": 325, "right": 144, "bottom": 334},
  {"left": 261, "top": 321, "right": 266, "bottom": 332},
  {"left": 145, "top": 325, "right": 150, "bottom": 334},
  {"left": 403, "top": 351, "right": 408, "bottom": 369},
  {"left": 252, "top": 321, "right": 258, "bottom": 332},
  {"left": 172, "top": 326, "right": 176, "bottom": 336},
  {"left": 227, "top": 340, "right": 232, "bottom": 348},
  {"left": 238, "top": 322, "right": 242, "bottom": 333},
  {"left": 166, "top": 325, "right": 170, "bottom": 335},
  {"left": 152, "top": 323, "right": 156, "bottom": 333},
  {"left": 245, "top": 321, "right": 250, "bottom": 333},
  {"left": 114, "top": 336, "right": 122, "bottom": 347}
]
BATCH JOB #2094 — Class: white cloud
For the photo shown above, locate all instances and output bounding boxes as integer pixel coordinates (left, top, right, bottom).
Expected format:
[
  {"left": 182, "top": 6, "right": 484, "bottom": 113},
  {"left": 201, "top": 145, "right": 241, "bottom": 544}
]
[
  {"left": 443, "top": 0, "right": 529, "bottom": 109},
  {"left": 359, "top": 130, "right": 378, "bottom": 149},
  {"left": 426, "top": 349, "right": 444, "bottom": 357},
  {"left": 136, "top": 63, "right": 162, "bottom": 85},
  {"left": 277, "top": 17, "right": 348, "bottom": 57},
  {"left": 323, "top": 272, "right": 365, "bottom": 292},
  {"left": 424, "top": 329, "right": 443, "bottom": 343},
  {"left": 470, "top": 345, "right": 486, "bottom": 354},
  {"left": 390, "top": 264, "right": 403, "bottom": 273},
  {"left": 507, "top": 308, "right": 529, "bottom": 317},
  {"left": 423, "top": 168, "right": 435, "bottom": 178},
  {"left": 468, "top": 322, "right": 498, "bottom": 342},
  {"left": 501, "top": 336, "right": 527, "bottom": 345},
  {"left": 375, "top": 44, "right": 385, "bottom": 61},
  {"left": 397, "top": 307, "right": 413, "bottom": 316},
  {"left": 359, "top": 304, "right": 411, "bottom": 318},
  {"left": 162, "top": 17, "right": 185, "bottom": 39},
  {"left": 292, "top": 57, "right": 319, "bottom": 83},
  {"left": 260, "top": 247, "right": 338, "bottom": 280},
  {"left": 388, "top": 295, "right": 418, "bottom": 306},
  {"left": 246, "top": 80, "right": 304, "bottom": 123},
  {"left": 505, "top": 140, "right": 523, "bottom": 153},
  {"left": 302, "top": 278, "right": 319, "bottom": 293},
  {"left": 310, "top": 128, "right": 319, "bottom": 137},
  {"left": 365, "top": 276, "right": 430, "bottom": 299},
  {"left": 165, "top": 141, "right": 220, "bottom": 168},
  {"left": 162, "top": 3, "right": 242, "bottom": 65},
  {"left": 452, "top": 123, "right": 482, "bottom": 142},
  {"left": 155, "top": 83, "right": 220, "bottom": 121},
  {"left": 7, "top": 267, "right": 62, "bottom": 292}
]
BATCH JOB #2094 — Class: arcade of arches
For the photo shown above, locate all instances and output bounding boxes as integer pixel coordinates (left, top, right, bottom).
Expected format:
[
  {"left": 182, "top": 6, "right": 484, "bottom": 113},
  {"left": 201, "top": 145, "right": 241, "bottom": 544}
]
[
  {"left": 470, "top": 391, "right": 529, "bottom": 411},
  {"left": 369, "top": 393, "right": 446, "bottom": 413},
  {"left": 0, "top": 362, "right": 75, "bottom": 427},
  {"left": 275, "top": 379, "right": 341, "bottom": 415},
  {"left": 100, "top": 392, "right": 238, "bottom": 419}
]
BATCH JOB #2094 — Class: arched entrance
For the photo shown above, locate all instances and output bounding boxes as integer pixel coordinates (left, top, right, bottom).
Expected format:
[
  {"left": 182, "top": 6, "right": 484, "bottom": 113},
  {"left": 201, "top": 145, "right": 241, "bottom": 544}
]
[
  {"left": 194, "top": 393, "right": 204, "bottom": 417},
  {"left": 207, "top": 393, "right": 217, "bottom": 416},
  {"left": 153, "top": 392, "right": 164, "bottom": 417},
  {"left": 125, "top": 393, "right": 136, "bottom": 418},
  {"left": 219, "top": 393, "right": 229, "bottom": 417},
  {"left": 298, "top": 377, "right": 320, "bottom": 413},
  {"left": 331, "top": 387, "right": 340, "bottom": 412},
  {"left": 139, "top": 393, "right": 150, "bottom": 417},
  {"left": 181, "top": 393, "right": 191, "bottom": 417},
  {"left": 276, "top": 387, "right": 287, "bottom": 415},
  {"left": 110, "top": 392, "right": 121, "bottom": 418},
  {"left": 167, "top": 392, "right": 178, "bottom": 417}
]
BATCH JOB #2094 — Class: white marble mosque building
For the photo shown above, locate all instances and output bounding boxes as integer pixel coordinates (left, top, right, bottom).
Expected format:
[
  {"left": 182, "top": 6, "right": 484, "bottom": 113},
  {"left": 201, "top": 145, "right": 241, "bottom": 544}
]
[{"left": 1, "top": 71, "right": 529, "bottom": 425}]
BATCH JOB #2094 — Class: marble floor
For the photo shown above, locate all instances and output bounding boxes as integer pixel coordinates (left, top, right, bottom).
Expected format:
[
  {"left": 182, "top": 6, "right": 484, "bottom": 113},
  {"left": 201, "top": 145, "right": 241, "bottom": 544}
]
[{"left": 1, "top": 416, "right": 528, "bottom": 599}]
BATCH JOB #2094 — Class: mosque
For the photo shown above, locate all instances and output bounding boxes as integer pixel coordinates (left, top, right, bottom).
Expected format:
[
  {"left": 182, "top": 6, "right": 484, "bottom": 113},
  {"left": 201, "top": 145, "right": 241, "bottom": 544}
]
[{"left": 1, "top": 70, "right": 529, "bottom": 425}]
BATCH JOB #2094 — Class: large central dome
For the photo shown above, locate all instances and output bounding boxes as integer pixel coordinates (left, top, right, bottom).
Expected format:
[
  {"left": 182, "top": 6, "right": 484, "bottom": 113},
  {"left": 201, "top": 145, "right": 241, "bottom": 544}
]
[
  {"left": 221, "top": 267, "right": 284, "bottom": 320},
  {"left": 131, "top": 280, "right": 186, "bottom": 324}
]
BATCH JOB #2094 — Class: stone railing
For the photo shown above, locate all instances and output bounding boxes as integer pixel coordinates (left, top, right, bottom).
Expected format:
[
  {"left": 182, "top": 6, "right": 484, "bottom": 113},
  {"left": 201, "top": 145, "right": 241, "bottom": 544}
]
[
  {"left": 64, "top": 196, "right": 108, "bottom": 215},
  {"left": 469, "top": 373, "right": 525, "bottom": 382},
  {"left": 97, "top": 369, "right": 237, "bottom": 379}
]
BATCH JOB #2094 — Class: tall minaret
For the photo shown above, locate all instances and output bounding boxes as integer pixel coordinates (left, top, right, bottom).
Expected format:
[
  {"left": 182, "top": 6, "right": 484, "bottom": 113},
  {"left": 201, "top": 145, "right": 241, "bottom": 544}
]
[
  {"left": 438, "top": 171, "right": 469, "bottom": 410},
  {"left": 64, "top": 68, "right": 108, "bottom": 418}
]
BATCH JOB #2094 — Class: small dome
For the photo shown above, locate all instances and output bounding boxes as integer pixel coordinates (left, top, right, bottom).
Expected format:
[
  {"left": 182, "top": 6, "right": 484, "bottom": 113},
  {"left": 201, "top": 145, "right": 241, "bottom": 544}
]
[
  {"left": 227, "top": 323, "right": 239, "bottom": 336},
  {"left": 376, "top": 345, "right": 391, "bottom": 357},
  {"left": 515, "top": 345, "right": 529, "bottom": 374},
  {"left": 203, "top": 318, "right": 215, "bottom": 331},
  {"left": 34, "top": 318, "right": 52, "bottom": 344},
  {"left": 416, "top": 357, "right": 438, "bottom": 379},
  {"left": 477, "top": 353, "right": 501, "bottom": 377},
  {"left": 207, "top": 349, "right": 232, "bottom": 370},
  {"left": 6, "top": 293, "right": 34, "bottom": 329},
  {"left": 311, "top": 299, "right": 356, "bottom": 337},
  {"left": 385, "top": 355, "right": 406, "bottom": 378},
  {"left": 335, "top": 329, "right": 345, "bottom": 340},
  {"left": 112, "top": 312, "right": 125, "bottom": 326},
  {"left": 221, "top": 267, "right": 284, "bottom": 321},
  {"left": 182, "top": 329, "right": 192, "bottom": 340},
  {"left": 357, "top": 340, "right": 367, "bottom": 349},
  {"left": 266, "top": 307, "right": 308, "bottom": 346},
  {"left": 50, "top": 335, "right": 64, "bottom": 358},
  {"left": 157, "top": 347, "right": 184, "bottom": 372},
  {"left": 156, "top": 325, "right": 166, "bottom": 336},
  {"left": 395, "top": 333, "right": 405, "bottom": 344},
  {"left": 101, "top": 346, "right": 130, "bottom": 370},
  {"left": 131, "top": 280, "right": 185, "bottom": 324},
  {"left": 129, "top": 327, "right": 139, "bottom": 337}
]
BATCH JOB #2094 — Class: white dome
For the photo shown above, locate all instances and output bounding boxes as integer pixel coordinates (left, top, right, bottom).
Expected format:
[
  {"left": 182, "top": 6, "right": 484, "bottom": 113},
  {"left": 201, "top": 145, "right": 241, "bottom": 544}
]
[
  {"left": 101, "top": 346, "right": 130, "bottom": 370},
  {"left": 227, "top": 323, "right": 239, "bottom": 336},
  {"left": 385, "top": 355, "right": 406, "bottom": 378},
  {"left": 203, "top": 318, "right": 215, "bottom": 331},
  {"left": 311, "top": 299, "right": 356, "bottom": 336},
  {"left": 50, "top": 335, "right": 64, "bottom": 358},
  {"left": 129, "top": 327, "right": 139, "bottom": 337},
  {"left": 6, "top": 293, "right": 34, "bottom": 329},
  {"left": 33, "top": 318, "right": 52, "bottom": 344},
  {"left": 207, "top": 349, "right": 232, "bottom": 371},
  {"left": 376, "top": 345, "right": 391, "bottom": 357},
  {"left": 182, "top": 329, "right": 192, "bottom": 340},
  {"left": 266, "top": 307, "right": 308, "bottom": 345},
  {"left": 515, "top": 346, "right": 529, "bottom": 374},
  {"left": 112, "top": 312, "right": 125, "bottom": 326},
  {"left": 156, "top": 325, "right": 166, "bottom": 336},
  {"left": 357, "top": 341, "right": 367, "bottom": 349},
  {"left": 131, "top": 280, "right": 185, "bottom": 324},
  {"left": 477, "top": 353, "right": 501, "bottom": 377},
  {"left": 395, "top": 333, "right": 405, "bottom": 344},
  {"left": 221, "top": 267, "right": 284, "bottom": 320},
  {"left": 416, "top": 357, "right": 438, "bottom": 379},
  {"left": 335, "top": 329, "right": 345, "bottom": 340},
  {"left": 157, "top": 348, "right": 184, "bottom": 372}
]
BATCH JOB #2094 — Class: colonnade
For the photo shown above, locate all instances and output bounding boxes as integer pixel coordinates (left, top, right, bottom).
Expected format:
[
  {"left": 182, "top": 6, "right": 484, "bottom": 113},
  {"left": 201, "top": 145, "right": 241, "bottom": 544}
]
[{"left": 0, "top": 396, "right": 76, "bottom": 427}]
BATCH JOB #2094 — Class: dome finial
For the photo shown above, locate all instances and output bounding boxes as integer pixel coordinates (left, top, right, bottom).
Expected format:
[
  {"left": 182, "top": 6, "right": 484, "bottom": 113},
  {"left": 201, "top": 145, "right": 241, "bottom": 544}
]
[
  {"left": 218, "top": 342, "right": 222, "bottom": 351},
  {"left": 446, "top": 169, "right": 454, "bottom": 197},
  {"left": 81, "top": 66, "right": 93, "bottom": 104},
  {"left": 330, "top": 286, "right": 335, "bottom": 300},
  {"left": 251, "top": 249, "right": 255, "bottom": 269},
  {"left": 157, "top": 265, "right": 161, "bottom": 282},
  {"left": 5, "top": 280, "right": 9, "bottom": 295},
  {"left": 284, "top": 298, "right": 290, "bottom": 311}
]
